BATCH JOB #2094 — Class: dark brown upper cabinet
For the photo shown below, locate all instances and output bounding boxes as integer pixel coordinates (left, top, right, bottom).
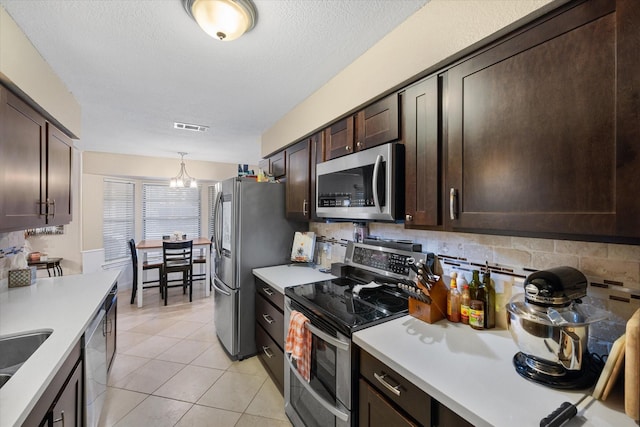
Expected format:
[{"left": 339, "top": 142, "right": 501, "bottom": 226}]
[
  {"left": 324, "top": 115, "right": 356, "bottom": 160},
  {"left": 285, "top": 139, "right": 311, "bottom": 221},
  {"left": 0, "top": 86, "right": 73, "bottom": 232},
  {"left": 403, "top": 75, "right": 441, "bottom": 228},
  {"left": 355, "top": 93, "right": 400, "bottom": 152},
  {"left": 324, "top": 93, "right": 400, "bottom": 161},
  {"left": 445, "top": 0, "right": 639, "bottom": 242}
]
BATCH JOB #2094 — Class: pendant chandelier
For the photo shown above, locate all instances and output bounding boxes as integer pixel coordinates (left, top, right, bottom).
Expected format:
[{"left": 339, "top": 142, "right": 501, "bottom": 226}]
[{"left": 170, "top": 152, "right": 198, "bottom": 188}]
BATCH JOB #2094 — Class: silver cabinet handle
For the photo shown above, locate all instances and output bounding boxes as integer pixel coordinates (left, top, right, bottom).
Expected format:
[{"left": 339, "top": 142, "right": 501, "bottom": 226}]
[
  {"left": 49, "top": 199, "right": 56, "bottom": 218},
  {"left": 449, "top": 188, "right": 458, "bottom": 220},
  {"left": 53, "top": 410, "right": 65, "bottom": 426},
  {"left": 262, "top": 313, "right": 275, "bottom": 324},
  {"left": 263, "top": 287, "right": 274, "bottom": 296},
  {"left": 303, "top": 199, "right": 308, "bottom": 216},
  {"left": 356, "top": 141, "right": 362, "bottom": 148},
  {"left": 405, "top": 214, "right": 413, "bottom": 222},
  {"left": 262, "top": 346, "right": 274, "bottom": 358},
  {"left": 374, "top": 372, "right": 402, "bottom": 396},
  {"left": 345, "top": 146, "right": 351, "bottom": 151}
]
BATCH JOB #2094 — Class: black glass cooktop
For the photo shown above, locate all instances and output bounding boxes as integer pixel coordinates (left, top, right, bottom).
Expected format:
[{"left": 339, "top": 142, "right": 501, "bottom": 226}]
[{"left": 285, "top": 277, "right": 408, "bottom": 337}]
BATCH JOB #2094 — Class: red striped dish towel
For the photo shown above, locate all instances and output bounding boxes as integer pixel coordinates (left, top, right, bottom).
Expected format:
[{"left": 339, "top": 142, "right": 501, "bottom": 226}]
[{"left": 285, "top": 310, "right": 312, "bottom": 382}]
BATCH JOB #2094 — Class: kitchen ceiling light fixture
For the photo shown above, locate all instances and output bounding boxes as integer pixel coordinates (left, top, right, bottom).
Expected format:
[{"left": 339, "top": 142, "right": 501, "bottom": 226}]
[
  {"left": 183, "top": 0, "right": 257, "bottom": 41},
  {"left": 170, "top": 152, "right": 198, "bottom": 188}
]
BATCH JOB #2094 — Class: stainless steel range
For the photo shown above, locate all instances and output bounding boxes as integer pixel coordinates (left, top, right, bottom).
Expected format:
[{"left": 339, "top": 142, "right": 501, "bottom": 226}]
[{"left": 284, "top": 242, "right": 434, "bottom": 427}]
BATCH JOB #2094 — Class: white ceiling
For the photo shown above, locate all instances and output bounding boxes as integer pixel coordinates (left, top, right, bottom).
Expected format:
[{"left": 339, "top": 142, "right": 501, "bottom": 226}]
[{"left": 0, "top": 0, "right": 428, "bottom": 164}]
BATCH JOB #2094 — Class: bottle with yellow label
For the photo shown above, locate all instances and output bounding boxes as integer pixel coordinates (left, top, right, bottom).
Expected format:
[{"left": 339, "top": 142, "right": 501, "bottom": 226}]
[{"left": 446, "top": 272, "right": 461, "bottom": 323}]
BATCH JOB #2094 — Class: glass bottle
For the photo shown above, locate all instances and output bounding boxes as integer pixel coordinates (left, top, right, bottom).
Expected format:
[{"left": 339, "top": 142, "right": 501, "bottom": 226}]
[
  {"left": 447, "top": 272, "right": 461, "bottom": 323},
  {"left": 460, "top": 283, "right": 470, "bottom": 325},
  {"left": 470, "top": 271, "right": 486, "bottom": 330},
  {"left": 468, "top": 270, "right": 481, "bottom": 301},
  {"left": 483, "top": 268, "right": 496, "bottom": 329}
]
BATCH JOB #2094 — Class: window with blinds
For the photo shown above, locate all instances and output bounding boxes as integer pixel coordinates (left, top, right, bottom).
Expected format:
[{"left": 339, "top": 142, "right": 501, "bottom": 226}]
[
  {"left": 143, "top": 183, "right": 201, "bottom": 240},
  {"left": 103, "top": 180, "right": 135, "bottom": 262}
]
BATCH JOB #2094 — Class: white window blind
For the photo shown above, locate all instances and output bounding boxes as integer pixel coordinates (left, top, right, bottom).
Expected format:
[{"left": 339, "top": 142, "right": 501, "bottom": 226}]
[
  {"left": 207, "top": 184, "right": 219, "bottom": 239},
  {"left": 103, "top": 180, "right": 135, "bottom": 262},
  {"left": 143, "top": 183, "right": 201, "bottom": 240}
]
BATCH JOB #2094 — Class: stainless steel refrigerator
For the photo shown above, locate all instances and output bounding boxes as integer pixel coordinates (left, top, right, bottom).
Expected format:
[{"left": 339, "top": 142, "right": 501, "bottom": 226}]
[{"left": 212, "top": 177, "right": 304, "bottom": 360}]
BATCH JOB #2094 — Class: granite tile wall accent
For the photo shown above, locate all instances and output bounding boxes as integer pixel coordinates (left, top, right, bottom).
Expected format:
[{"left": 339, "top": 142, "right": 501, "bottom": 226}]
[{"left": 310, "top": 222, "right": 640, "bottom": 326}]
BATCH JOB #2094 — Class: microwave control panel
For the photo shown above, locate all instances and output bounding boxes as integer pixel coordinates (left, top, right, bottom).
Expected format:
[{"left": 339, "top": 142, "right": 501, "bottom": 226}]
[{"left": 318, "top": 193, "right": 373, "bottom": 208}]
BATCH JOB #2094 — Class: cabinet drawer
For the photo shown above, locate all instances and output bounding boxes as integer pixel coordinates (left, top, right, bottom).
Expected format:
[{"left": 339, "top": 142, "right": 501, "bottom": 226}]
[
  {"left": 256, "top": 293, "right": 284, "bottom": 345},
  {"left": 256, "top": 278, "right": 284, "bottom": 312},
  {"left": 256, "top": 323, "right": 284, "bottom": 393},
  {"left": 360, "top": 349, "right": 430, "bottom": 426}
]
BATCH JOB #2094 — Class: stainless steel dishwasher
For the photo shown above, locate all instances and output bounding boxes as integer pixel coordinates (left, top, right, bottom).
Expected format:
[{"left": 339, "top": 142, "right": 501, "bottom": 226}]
[{"left": 84, "top": 306, "right": 107, "bottom": 427}]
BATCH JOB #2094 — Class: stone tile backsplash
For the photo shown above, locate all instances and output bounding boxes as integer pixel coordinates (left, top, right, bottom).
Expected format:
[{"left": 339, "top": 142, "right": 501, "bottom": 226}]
[{"left": 310, "top": 221, "right": 640, "bottom": 345}]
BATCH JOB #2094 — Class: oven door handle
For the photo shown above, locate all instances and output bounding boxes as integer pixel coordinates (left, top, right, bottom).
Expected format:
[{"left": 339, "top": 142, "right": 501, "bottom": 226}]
[
  {"left": 304, "top": 322, "right": 350, "bottom": 352},
  {"left": 286, "top": 301, "right": 350, "bottom": 352},
  {"left": 286, "top": 354, "right": 350, "bottom": 422}
]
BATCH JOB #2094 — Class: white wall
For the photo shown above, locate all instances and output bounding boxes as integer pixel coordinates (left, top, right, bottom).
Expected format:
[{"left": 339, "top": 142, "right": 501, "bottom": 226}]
[
  {"left": 261, "top": 0, "right": 565, "bottom": 154},
  {"left": 0, "top": 6, "right": 81, "bottom": 137}
]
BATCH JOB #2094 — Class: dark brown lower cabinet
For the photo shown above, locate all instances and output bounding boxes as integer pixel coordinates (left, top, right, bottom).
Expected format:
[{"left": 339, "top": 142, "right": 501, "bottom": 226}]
[
  {"left": 359, "top": 379, "right": 418, "bottom": 427},
  {"left": 255, "top": 278, "right": 285, "bottom": 393},
  {"left": 23, "top": 340, "right": 83, "bottom": 427},
  {"left": 358, "top": 348, "right": 472, "bottom": 427}
]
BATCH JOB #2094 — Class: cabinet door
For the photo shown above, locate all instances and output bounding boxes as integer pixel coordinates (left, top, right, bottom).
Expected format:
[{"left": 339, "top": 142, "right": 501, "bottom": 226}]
[
  {"left": 356, "top": 93, "right": 400, "bottom": 151},
  {"left": 51, "top": 360, "right": 83, "bottom": 427},
  {"left": 309, "top": 131, "right": 323, "bottom": 220},
  {"left": 269, "top": 150, "right": 286, "bottom": 178},
  {"left": 0, "top": 86, "right": 47, "bottom": 231},
  {"left": 324, "top": 116, "right": 355, "bottom": 160},
  {"left": 286, "top": 139, "right": 310, "bottom": 221},
  {"left": 46, "top": 123, "right": 72, "bottom": 226},
  {"left": 404, "top": 76, "right": 441, "bottom": 228},
  {"left": 359, "top": 379, "right": 418, "bottom": 427},
  {"left": 446, "top": 0, "right": 639, "bottom": 241}
]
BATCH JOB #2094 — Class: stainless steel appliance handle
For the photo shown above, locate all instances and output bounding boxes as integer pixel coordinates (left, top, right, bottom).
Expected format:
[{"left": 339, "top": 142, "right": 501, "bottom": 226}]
[
  {"left": 372, "top": 154, "right": 383, "bottom": 213},
  {"left": 262, "top": 287, "right": 274, "bottom": 296},
  {"left": 304, "top": 322, "right": 349, "bottom": 352},
  {"left": 286, "top": 300, "right": 350, "bottom": 351},
  {"left": 286, "top": 354, "right": 350, "bottom": 422},
  {"left": 560, "top": 329, "right": 582, "bottom": 370},
  {"left": 212, "top": 276, "right": 231, "bottom": 296},
  {"left": 213, "top": 190, "right": 223, "bottom": 257}
]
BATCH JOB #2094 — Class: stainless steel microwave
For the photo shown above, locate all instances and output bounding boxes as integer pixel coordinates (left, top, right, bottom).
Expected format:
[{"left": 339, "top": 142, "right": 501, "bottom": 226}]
[{"left": 316, "top": 142, "right": 404, "bottom": 221}]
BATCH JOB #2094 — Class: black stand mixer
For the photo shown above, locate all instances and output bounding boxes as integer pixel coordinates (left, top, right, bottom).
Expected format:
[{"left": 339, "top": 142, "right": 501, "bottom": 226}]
[{"left": 506, "top": 266, "right": 608, "bottom": 389}]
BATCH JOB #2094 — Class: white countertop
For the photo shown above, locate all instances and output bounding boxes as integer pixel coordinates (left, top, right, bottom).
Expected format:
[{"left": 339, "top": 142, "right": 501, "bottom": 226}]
[
  {"left": 0, "top": 270, "right": 120, "bottom": 427},
  {"left": 253, "top": 264, "right": 336, "bottom": 294},
  {"left": 353, "top": 316, "right": 634, "bottom": 427}
]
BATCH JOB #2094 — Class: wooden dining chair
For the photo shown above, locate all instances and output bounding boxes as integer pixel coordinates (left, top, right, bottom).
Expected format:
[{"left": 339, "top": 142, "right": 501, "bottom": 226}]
[
  {"left": 161, "top": 240, "right": 193, "bottom": 305},
  {"left": 192, "top": 235, "right": 213, "bottom": 291},
  {"left": 129, "top": 239, "right": 162, "bottom": 304}
]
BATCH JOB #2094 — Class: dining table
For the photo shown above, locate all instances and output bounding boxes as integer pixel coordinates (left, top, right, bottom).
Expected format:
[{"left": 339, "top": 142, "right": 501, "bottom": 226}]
[{"left": 135, "top": 237, "right": 211, "bottom": 307}]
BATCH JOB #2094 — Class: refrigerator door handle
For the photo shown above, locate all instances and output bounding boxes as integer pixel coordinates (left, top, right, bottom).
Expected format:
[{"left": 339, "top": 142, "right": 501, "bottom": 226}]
[
  {"left": 212, "top": 276, "right": 231, "bottom": 296},
  {"left": 213, "top": 190, "right": 223, "bottom": 258}
]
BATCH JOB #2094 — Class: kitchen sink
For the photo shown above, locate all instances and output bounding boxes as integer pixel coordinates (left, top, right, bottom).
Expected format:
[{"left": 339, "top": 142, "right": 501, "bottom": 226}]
[{"left": 0, "top": 330, "right": 52, "bottom": 388}]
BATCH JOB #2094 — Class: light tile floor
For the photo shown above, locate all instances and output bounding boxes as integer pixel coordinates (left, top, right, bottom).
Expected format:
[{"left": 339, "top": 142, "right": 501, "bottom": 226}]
[{"left": 99, "top": 285, "right": 292, "bottom": 427}]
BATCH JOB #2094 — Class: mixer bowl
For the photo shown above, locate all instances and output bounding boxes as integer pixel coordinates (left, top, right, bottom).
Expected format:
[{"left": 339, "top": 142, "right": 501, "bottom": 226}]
[{"left": 506, "top": 295, "right": 607, "bottom": 371}]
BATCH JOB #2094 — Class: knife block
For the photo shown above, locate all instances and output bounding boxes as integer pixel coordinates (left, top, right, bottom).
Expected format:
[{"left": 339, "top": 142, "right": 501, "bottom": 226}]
[{"left": 408, "top": 278, "right": 447, "bottom": 324}]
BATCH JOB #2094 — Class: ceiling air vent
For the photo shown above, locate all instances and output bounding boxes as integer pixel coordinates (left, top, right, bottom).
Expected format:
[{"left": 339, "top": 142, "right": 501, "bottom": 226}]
[{"left": 174, "top": 122, "right": 209, "bottom": 132}]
